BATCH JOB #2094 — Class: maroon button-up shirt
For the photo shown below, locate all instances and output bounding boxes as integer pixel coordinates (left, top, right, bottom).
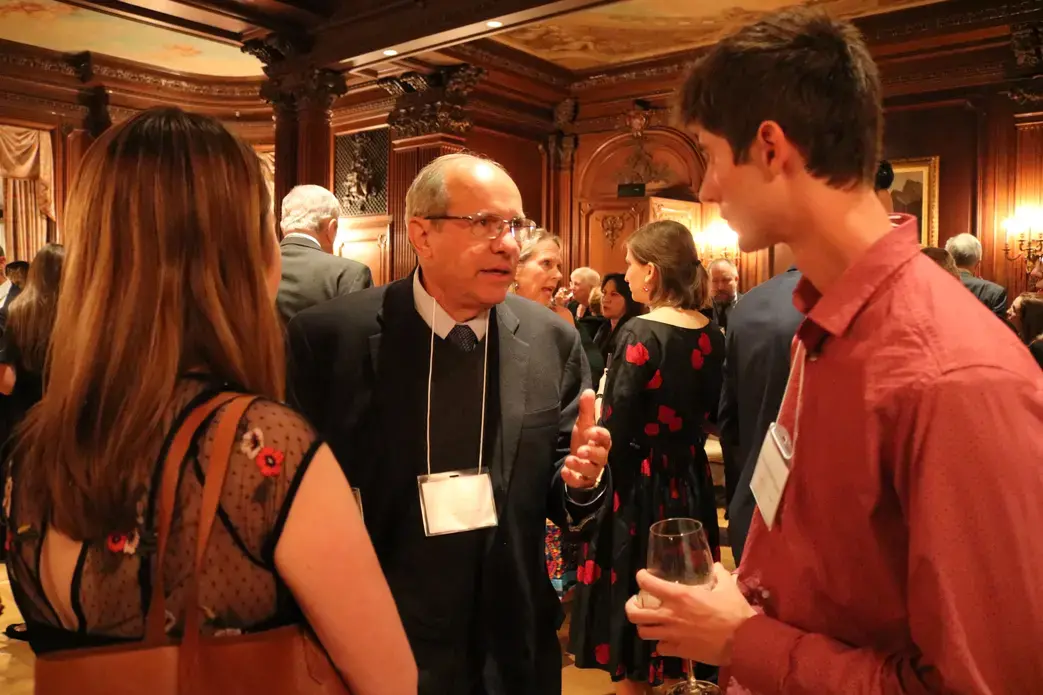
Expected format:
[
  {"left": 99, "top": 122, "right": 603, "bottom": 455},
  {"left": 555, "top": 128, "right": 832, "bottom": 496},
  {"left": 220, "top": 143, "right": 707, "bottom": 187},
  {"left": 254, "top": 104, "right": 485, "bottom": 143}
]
[{"left": 728, "top": 216, "right": 1043, "bottom": 693}]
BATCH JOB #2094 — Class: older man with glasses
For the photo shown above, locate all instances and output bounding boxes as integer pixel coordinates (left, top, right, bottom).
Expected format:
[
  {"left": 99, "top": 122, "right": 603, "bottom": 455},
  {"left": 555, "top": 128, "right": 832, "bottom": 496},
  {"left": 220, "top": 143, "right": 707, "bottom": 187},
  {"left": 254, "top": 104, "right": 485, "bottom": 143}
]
[{"left": 287, "top": 153, "right": 612, "bottom": 695}]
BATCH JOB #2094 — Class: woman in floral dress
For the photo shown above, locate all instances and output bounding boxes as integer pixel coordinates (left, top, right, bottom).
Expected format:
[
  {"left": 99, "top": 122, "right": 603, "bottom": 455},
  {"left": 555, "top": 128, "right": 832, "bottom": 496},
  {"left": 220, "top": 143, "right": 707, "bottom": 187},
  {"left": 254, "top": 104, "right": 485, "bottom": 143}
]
[{"left": 569, "top": 220, "right": 724, "bottom": 694}]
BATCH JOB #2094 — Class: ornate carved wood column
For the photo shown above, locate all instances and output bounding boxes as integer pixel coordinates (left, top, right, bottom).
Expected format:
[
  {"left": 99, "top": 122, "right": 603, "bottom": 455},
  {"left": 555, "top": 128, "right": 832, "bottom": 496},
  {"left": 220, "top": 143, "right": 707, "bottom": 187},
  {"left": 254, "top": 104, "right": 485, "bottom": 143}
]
[
  {"left": 382, "top": 65, "right": 484, "bottom": 280},
  {"left": 262, "top": 89, "right": 298, "bottom": 228},
  {"left": 544, "top": 98, "right": 578, "bottom": 271},
  {"left": 295, "top": 68, "right": 346, "bottom": 189}
]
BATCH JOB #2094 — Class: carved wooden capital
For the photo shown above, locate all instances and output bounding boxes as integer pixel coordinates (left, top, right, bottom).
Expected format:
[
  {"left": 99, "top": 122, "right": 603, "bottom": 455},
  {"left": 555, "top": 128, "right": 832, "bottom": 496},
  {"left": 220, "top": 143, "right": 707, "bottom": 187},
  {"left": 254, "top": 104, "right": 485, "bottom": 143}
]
[
  {"left": 262, "top": 68, "right": 347, "bottom": 117},
  {"left": 241, "top": 34, "right": 311, "bottom": 76},
  {"left": 387, "top": 64, "right": 485, "bottom": 140},
  {"left": 1005, "top": 85, "right": 1043, "bottom": 105},
  {"left": 1012, "top": 22, "right": 1043, "bottom": 73}
]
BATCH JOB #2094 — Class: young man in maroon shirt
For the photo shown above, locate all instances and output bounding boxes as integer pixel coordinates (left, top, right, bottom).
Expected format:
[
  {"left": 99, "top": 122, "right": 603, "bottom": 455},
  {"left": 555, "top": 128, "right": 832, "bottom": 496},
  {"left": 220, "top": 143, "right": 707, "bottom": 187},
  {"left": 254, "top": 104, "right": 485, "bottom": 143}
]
[{"left": 626, "top": 8, "right": 1043, "bottom": 693}]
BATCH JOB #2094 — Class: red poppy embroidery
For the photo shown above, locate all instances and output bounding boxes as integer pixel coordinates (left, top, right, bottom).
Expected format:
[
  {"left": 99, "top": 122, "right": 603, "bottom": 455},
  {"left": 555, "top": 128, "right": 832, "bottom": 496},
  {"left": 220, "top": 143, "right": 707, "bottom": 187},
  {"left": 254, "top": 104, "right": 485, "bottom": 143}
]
[
  {"left": 255, "top": 447, "right": 284, "bottom": 477},
  {"left": 611, "top": 569, "right": 617, "bottom": 585},
  {"left": 644, "top": 423, "right": 660, "bottom": 436},
  {"left": 625, "top": 342, "right": 650, "bottom": 366},
  {"left": 629, "top": 522, "right": 636, "bottom": 536},
  {"left": 691, "top": 349, "right": 705, "bottom": 370},
  {"left": 595, "top": 643, "right": 610, "bottom": 665},
  {"left": 107, "top": 533, "right": 127, "bottom": 553},
  {"left": 613, "top": 491, "right": 620, "bottom": 512},
  {"left": 670, "top": 478, "right": 680, "bottom": 499},
  {"left": 641, "top": 459, "right": 651, "bottom": 477},
  {"left": 698, "top": 332, "right": 712, "bottom": 355},
  {"left": 646, "top": 370, "right": 662, "bottom": 389},
  {"left": 616, "top": 664, "right": 626, "bottom": 677},
  {"left": 578, "top": 559, "right": 601, "bottom": 585},
  {"left": 602, "top": 405, "right": 613, "bottom": 422},
  {"left": 658, "top": 406, "right": 682, "bottom": 432}
]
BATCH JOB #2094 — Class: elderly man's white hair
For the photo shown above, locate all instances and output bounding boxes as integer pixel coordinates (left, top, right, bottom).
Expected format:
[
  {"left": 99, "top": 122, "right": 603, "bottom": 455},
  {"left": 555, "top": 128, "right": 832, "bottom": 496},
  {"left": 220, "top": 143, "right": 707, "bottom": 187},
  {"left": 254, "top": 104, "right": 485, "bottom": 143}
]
[
  {"left": 280, "top": 185, "right": 341, "bottom": 235},
  {"left": 405, "top": 153, "right": 508, "bottom": 219},
  {"left": 944, "top": 233, "right": 982, "bottom": 269},
  {"left": 571, "top": 267, "right": 600, "bottom": 287}
]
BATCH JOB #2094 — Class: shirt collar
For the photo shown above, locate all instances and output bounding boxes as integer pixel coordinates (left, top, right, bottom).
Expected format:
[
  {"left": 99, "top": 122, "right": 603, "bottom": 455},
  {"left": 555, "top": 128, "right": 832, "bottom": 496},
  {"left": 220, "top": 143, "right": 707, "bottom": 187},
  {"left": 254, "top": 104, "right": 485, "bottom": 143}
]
[
  {"left": 283, "top": 232, "right": 321, "bottom": 248},
  {"left": 412, "top": 270, "right": 490, "bottom": 340},
  {"left": 793, "top": 213, "right": 919, "bottom": 352}
]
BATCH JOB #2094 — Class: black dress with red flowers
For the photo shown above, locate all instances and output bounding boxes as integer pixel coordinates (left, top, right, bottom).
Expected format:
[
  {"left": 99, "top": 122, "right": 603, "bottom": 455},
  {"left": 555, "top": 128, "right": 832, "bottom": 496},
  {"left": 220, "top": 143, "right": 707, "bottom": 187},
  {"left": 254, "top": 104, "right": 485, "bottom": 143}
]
[{"left": 568, "top": 315, "right": 724, "bottom": 686}]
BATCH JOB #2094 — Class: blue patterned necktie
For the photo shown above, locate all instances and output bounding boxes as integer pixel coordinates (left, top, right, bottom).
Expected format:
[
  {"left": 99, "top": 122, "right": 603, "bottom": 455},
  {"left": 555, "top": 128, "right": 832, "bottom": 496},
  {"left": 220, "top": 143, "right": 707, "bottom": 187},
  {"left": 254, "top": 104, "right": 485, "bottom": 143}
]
[{"left": 446, "top": 324, "right": 478, "bottom": 352}]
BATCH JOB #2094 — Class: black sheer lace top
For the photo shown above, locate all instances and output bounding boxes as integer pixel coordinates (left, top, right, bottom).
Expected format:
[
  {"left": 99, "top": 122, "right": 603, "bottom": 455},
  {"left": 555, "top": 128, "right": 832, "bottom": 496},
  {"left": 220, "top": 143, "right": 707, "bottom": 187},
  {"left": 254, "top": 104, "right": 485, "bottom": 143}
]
[{"left": 2, "top": 378, "right": 323, "bottom": 654}]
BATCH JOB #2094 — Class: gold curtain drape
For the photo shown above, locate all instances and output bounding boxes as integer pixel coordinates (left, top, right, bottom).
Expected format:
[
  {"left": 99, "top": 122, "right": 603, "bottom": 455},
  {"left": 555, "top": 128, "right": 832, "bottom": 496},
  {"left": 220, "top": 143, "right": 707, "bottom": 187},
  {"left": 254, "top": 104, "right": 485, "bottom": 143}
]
[
  {"left": 0, "top": 125, "right": 56, "bottom": 260},
  {"left": 3, "top": 179, "right": 48, "bottom": 258}
]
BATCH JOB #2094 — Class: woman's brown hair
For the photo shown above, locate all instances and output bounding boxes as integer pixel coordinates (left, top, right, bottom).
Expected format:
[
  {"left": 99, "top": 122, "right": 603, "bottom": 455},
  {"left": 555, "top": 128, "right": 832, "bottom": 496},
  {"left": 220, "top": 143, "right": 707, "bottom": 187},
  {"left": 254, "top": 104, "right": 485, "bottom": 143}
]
[
  {"left": 1018, "top": 295, "right": 1043, "bottom": 345},
  {"left": 626, "top": 220, "right": 704, "bottom": 310},
  {"left": 17, "top": 107, "right": 284, "bottom": 540},
  {"left": 7, "top": 243, "right": 65, "bottom": 374}
]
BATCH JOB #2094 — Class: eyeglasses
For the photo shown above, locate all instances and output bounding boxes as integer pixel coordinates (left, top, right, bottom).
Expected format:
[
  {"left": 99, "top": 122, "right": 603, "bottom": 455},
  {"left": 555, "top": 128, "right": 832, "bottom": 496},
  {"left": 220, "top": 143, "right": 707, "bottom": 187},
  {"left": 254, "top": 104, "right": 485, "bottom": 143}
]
[{"left": 424, "top": 213, "right": 537, "bottom": 240}]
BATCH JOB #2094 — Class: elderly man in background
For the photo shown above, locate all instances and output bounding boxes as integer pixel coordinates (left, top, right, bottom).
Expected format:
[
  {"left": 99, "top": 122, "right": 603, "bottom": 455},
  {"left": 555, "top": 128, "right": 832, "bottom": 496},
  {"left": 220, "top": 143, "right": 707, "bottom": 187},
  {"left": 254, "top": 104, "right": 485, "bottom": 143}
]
[
  {"left": 287, "top": 153, "right": 611, "bottom": 695},
  {"left": 945, "top": 232, "right": 1007, "bottom": 319},
  {"left": 708, "top": 258, "right": 741, "bottom": 330},
  {"left": 276, "top": 184, "right": 373, "bottom": 323}
]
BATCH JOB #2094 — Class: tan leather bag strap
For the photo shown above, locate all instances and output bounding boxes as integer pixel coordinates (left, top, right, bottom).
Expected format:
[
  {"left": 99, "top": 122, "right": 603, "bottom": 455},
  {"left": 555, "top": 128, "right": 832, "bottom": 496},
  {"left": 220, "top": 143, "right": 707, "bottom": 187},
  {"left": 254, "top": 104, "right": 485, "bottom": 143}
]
[
  {"left": 181, "top": 395, "right": 257, "bottom": 649},
  {"left": 143, "top": 391, "right": 241, "bottom": 645}
]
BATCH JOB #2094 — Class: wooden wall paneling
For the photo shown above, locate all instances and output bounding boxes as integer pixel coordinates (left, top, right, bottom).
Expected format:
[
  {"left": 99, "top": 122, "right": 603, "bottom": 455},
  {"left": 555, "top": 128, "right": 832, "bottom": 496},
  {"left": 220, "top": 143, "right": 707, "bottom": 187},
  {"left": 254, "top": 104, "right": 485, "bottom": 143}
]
[
  {"left": 388, "top": 133, "right": 466, "bottom": 280},
  {"left": 1010, "top": 111, "right": 1043, "bottom": 297},
  {"left": 883, "top": 100, "right": 980, "bottom": 247},
  {"left": 336, "top": 213, "right": 392, "bottom": 286},
  {"left": 579, "top": 199, "right": 642, "bottom": 277},
  {"left": 465, "top": 126, "right": 545, "bottom": 224},
  {"left": 974, "top": 93, "right": 1017, "bottom": 300}
]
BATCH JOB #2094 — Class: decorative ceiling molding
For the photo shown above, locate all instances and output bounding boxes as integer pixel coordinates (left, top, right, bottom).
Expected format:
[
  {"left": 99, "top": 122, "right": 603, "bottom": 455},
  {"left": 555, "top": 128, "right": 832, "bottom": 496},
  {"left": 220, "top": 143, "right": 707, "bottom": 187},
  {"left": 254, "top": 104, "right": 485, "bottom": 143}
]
[
  {"left": 469, "top": 98, "right": 552, "bottom": 133},
  {"left": 881, "top": 61, "right": 1008, "bottom": 92},
  {"left": 0, "top": 51, "right": 77, "bottom": 77},
  {"left": 861, "top": 0, "right": 1043, "bottom": 44},
  {"left": 448, "top": 43, "right": 569, "bottom": 89},
  {"left": 0, "top": 90, "right": 88, "bottom": 117},
  {"left": 571, "top": 61, "right": 690, "bottom": 92}
]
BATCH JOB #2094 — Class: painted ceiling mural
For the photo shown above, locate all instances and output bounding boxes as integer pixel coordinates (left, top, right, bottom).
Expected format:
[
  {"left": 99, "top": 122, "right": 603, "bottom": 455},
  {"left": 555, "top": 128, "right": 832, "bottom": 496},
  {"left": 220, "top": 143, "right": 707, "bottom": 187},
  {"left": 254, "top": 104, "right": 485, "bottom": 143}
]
[
  {"left": 494, "top": 0, "right": 947, "bottom": 71},
  {"left": 0, "top": 0, "right": 262, "bottom": 76}
]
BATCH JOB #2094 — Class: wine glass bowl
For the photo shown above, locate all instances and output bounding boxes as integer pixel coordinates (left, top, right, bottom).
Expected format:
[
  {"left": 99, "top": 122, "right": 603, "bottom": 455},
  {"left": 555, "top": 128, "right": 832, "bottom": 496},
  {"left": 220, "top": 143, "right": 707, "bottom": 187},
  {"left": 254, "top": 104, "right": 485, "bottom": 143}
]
[{"left": 642, "top": 518, "right": 717, "bottom": 695}]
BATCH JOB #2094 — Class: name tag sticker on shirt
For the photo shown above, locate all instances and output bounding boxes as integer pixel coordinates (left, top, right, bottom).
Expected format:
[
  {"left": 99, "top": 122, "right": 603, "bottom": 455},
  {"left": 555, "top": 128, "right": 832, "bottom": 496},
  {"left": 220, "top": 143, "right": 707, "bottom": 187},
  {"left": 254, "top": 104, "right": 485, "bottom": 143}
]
[
  {"left": 418, "top": 469, "right": 498, "bottom": 537},
  {"left": 751, "top": 422, "right": 793, "bottom": 530}
]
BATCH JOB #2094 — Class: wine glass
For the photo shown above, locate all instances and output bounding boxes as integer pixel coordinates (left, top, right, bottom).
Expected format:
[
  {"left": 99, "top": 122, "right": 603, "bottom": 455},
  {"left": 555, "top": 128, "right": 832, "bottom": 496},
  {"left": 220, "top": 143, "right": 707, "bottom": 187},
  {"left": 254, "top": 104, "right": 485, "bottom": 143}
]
[{"left": 643, "top": 518, "right": 719, "bottom": 695}]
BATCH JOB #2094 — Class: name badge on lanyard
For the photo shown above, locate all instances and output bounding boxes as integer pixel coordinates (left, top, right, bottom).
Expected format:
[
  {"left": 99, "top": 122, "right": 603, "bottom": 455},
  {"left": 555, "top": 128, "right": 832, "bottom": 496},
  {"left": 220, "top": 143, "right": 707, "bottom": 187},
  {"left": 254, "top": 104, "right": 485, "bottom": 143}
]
[
  {"left": 750, "top": 341, "right": 807, "bottom": 530},
  {"left": 418, "top": 295, "right": 498, "bottom": 537}
]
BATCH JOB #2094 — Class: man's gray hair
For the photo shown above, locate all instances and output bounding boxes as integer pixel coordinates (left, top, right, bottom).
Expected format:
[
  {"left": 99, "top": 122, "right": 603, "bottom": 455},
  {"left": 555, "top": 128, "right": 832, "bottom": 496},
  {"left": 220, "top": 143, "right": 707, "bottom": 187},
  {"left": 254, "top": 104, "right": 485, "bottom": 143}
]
[
  {"left": 571, "top": 267, "right": 600, "bottom": 287},
  {"left": 280, "top": 185, "right": 341, "bottom": 235},
  {"left": 405, "top": 152, "right": 507, "bottom": 219},
  {"left": 944, "top": 233, "right": 982, "bottom": 269},
  {"left": 708, "top": 258, "right": 738, "bottom": 274}
]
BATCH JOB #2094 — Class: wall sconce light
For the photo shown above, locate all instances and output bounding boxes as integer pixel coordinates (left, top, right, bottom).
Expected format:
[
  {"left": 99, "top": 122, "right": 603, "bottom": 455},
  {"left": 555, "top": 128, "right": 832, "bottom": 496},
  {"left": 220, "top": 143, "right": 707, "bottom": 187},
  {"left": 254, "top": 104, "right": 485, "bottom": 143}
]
[
  {"left": 1002, "top": 206, "right": 1043, "bottom": 266},
  {"left": 693, "top": 218, "right": 739, "bottom": 264}
]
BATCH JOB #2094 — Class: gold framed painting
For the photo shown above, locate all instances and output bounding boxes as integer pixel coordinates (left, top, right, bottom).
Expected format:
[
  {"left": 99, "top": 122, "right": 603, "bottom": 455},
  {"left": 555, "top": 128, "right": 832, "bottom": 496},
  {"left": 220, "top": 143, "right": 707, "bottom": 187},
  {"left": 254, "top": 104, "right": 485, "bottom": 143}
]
[{"left": 890, "top": 156, "right": 940, "bottom": 246}]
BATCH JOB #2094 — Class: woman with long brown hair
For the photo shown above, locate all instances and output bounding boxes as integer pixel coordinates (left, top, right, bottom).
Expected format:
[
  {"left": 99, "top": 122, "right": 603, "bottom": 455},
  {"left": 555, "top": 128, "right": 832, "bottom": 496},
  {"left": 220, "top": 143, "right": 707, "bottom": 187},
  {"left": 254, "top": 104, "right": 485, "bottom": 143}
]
[
  {"left": 0, "top": 243, "right": 65, "bottom": 639},
  {"left": 1, "top": 108, "right": 415, "bottom": 693},
  {"left": 569, "top": 220, "right": 724, "bottom": 694}
]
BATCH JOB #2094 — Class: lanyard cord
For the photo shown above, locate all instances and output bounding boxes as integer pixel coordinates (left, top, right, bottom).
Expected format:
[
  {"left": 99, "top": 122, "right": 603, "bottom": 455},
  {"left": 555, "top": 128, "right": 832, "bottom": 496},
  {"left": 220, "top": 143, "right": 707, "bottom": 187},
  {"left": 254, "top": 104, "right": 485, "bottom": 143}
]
[
  {"left": 776, "top": 340, "right": 808, "bottom": 449},
  {"left": 425, "top": 294, "right": 491, "bottom": 477}
]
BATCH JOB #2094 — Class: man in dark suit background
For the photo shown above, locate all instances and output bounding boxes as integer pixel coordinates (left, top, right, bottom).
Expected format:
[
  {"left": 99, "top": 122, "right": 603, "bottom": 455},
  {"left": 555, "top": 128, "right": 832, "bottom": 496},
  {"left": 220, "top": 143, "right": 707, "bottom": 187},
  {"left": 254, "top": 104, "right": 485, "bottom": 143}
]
[
  {"left": 287, "top": 153, "right": 611, "bottom": 695},
  {"left": 276, "top": 184, "right": 373, "bottom": 323},
  {"left": 718, "top": 266, "right": 803, "bottom": 562},
  {"left": 945, "top": 232, "right": 1007, "bottom": 320},
  {"left": 708, "top": 258, "right": 742, "bottom": 330}
]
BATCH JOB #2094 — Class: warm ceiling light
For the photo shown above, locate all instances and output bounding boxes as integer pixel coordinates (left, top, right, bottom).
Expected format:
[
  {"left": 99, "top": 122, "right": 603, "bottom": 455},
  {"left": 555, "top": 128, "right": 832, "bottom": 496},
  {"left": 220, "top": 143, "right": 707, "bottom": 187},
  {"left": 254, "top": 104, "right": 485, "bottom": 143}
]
[
  {"left": 486, "top": 20, "right": 503, "bottom": 28},
  {"left": 383, "top": 49, "right": 398, "bottom": 56}
]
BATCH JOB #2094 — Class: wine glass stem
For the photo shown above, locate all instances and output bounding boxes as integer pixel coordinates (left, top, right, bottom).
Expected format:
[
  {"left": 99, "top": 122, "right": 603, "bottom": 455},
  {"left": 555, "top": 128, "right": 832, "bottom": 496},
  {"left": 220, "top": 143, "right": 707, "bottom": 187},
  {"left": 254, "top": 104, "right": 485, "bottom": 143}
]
[{"left": 686, "top": 659, "right": 696, "bottom": 686}]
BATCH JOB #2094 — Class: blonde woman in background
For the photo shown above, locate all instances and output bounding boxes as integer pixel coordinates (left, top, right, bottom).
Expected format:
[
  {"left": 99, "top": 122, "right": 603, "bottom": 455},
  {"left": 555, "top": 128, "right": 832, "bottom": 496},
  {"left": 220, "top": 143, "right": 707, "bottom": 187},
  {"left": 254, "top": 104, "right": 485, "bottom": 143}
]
[{"left": 512, "top": 227, "right": 580, "bottom": 598}]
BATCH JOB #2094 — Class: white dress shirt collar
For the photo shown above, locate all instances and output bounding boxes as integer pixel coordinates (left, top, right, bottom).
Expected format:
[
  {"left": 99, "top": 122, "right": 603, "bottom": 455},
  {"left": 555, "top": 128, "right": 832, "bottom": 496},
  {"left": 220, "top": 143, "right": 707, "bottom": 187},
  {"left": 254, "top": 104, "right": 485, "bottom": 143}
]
[
  {"left": 283, "top": 232, "right": 322, "bottom": 249},
  {"left": 412, "top": 270, "right": 490, "bottom": 341}
]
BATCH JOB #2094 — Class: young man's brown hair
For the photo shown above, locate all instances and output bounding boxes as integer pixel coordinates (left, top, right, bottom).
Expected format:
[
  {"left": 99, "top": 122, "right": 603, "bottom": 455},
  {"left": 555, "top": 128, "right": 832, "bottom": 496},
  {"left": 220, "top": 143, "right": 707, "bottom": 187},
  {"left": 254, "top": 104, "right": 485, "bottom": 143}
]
[{"left": 677, "top": 8, "right": 882, "bottom": 188}]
